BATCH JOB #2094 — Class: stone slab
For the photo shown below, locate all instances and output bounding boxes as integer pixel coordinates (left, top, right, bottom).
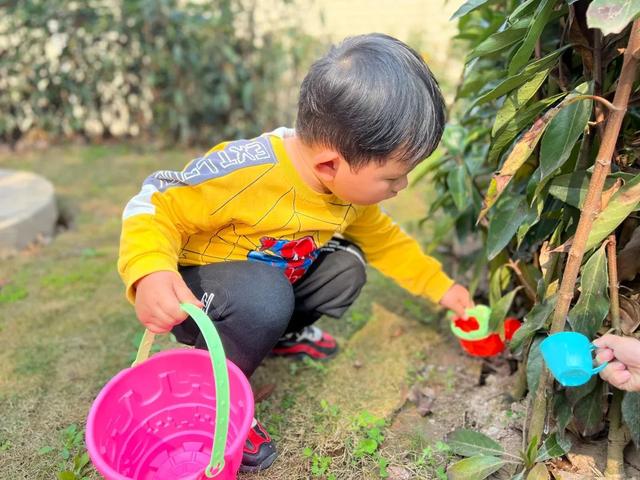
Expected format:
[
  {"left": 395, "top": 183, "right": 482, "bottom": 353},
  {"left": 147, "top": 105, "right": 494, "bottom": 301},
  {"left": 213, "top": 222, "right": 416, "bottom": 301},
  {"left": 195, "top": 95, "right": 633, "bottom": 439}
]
[{"left": 0, "top": 169, "right": 57, "bottom": 255}]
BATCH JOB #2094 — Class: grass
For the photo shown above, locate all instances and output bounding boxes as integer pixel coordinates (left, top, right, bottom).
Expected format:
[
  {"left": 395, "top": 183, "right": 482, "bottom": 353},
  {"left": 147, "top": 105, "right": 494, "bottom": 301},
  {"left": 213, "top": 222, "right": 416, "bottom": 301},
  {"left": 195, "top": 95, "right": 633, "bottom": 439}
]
[{"left": 0, "top": 143, "right": 463, "bottom": 479}]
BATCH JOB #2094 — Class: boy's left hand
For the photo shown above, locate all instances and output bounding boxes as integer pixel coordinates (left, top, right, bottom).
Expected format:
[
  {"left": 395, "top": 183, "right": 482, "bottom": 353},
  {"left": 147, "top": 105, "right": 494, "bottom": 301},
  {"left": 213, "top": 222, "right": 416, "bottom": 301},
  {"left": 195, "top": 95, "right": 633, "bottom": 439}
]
[{"left": 439, "top": 283, "right": 474, "bottom": 318}]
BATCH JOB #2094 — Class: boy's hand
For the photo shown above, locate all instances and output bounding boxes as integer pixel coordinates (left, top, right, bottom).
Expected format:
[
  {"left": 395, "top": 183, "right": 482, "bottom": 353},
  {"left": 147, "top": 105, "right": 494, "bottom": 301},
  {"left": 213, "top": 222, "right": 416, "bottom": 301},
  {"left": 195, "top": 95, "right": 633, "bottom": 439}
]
[
  {"left": 134, "top": 271, "right": 203, "bottom": 334},
  {"left": 593, "top": 334, "right": 640, "bottom": 392},
  {"left": 439, "top": 283, "right": 474, "bottom": 318}
]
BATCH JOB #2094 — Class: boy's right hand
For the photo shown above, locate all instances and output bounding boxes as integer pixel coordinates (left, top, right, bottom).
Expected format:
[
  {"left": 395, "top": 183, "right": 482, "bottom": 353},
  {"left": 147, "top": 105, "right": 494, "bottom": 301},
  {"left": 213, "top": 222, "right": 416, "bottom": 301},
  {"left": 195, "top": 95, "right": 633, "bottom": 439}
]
[
  {"left": 134, "top": 271, "right": 203, "bottom": 334},
  {"left": 593, "top": 334, "right": 640, "bottom": 392}
]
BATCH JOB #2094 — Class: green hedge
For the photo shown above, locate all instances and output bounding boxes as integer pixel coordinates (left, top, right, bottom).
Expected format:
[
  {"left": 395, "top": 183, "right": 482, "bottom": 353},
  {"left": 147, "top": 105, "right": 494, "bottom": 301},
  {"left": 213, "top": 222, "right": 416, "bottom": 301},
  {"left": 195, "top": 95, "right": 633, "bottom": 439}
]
[{"left": 0, "top": 0, "right": 319, "bottom": 145}]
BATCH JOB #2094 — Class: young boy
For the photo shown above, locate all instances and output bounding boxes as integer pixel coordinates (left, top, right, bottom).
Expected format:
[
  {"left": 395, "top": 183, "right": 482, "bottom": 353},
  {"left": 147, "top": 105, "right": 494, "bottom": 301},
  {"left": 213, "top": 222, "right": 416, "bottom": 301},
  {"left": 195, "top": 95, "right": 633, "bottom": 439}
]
[{"left": 118, "top": 33, "right": 473, "bottom": 472}]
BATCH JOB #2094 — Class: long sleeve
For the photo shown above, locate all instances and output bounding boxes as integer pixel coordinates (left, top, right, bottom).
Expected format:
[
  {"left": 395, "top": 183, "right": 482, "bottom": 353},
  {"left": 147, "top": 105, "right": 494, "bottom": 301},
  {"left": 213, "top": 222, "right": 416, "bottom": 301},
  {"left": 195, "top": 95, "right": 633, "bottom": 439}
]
[
  {"left": 342, "top": 204, "right": 454, "bottom": 303},
  {"left": 118, "top": 178, "right": 215, "bottom": 304}
]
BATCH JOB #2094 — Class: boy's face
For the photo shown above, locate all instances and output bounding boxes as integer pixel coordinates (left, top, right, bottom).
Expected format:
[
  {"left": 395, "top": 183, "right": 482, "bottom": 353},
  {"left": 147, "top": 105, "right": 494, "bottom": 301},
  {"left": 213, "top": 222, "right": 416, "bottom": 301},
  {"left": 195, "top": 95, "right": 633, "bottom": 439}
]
[{"left": 330, "top": 157, "right": 411, "bottom": 205}]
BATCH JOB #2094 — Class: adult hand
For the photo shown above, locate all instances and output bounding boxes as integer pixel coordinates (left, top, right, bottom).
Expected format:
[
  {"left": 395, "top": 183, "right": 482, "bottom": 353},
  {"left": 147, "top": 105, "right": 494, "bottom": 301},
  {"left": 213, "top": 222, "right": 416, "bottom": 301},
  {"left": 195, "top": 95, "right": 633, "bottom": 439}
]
[
  {"left": 134, "top": 271, "right": 203, "bottom": 334},
  {"left": 439, "top": 283, "right": 474, "bottom": 319},
  {"left": 593, "top": 334, "right": 640, "bottom": 392}
]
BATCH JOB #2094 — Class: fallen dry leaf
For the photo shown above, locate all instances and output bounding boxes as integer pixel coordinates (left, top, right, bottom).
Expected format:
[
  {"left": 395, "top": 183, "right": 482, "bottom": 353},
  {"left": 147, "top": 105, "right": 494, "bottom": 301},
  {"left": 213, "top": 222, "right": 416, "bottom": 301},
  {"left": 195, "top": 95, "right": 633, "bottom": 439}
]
[
  {"left": 390, "top": 326, "right": 405, "bottom": 338},
  {"left": 387, "top": 466, "right": 411, "bottom": 480},
  {"left": 407, "top": 384, "right": 436, "bottom": 416},
  {"left": 619, "top": 295, "right": 640, "bottom": 334}
]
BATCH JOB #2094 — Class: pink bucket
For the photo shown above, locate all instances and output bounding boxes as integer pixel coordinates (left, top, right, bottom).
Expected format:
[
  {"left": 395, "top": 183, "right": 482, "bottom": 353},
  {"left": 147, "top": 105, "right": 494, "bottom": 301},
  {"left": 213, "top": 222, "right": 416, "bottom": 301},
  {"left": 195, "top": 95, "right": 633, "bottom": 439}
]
[{"left": 86, "top": 304, "right": 254, "bottom": 480}]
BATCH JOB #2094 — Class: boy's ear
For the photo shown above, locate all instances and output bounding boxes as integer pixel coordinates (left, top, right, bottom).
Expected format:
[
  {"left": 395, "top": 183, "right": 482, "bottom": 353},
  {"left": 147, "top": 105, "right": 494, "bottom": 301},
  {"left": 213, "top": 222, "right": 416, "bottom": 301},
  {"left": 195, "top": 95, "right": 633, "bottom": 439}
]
[{"left": 312, "top": 149, "right": 344, "bottom": 182}]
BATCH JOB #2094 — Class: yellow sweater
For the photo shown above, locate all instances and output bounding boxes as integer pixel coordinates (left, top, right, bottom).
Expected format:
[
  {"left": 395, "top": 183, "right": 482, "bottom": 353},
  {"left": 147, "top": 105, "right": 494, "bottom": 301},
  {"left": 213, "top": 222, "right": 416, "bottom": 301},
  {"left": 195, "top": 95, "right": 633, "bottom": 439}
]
[{"left": 118, "top": 128, "right": 453, "bottom": 304}]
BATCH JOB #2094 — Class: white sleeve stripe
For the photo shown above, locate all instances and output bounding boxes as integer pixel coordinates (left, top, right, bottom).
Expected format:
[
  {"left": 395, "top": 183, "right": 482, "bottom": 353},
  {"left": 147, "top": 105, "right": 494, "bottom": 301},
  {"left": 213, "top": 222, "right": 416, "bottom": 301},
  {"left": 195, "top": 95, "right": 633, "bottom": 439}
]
[{"left": 122, "top": 184, "right": 158, "bottom": 219}]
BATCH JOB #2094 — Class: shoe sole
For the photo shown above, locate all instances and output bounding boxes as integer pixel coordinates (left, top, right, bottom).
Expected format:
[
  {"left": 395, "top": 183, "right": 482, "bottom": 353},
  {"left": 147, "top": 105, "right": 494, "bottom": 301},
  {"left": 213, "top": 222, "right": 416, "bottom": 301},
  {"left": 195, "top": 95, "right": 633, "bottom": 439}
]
[
  {"left": 269, "top": 344, "right": 339, "bottom": 361},
  {"left": 239, "top": 450, "right": 279, "bottom": 473}
]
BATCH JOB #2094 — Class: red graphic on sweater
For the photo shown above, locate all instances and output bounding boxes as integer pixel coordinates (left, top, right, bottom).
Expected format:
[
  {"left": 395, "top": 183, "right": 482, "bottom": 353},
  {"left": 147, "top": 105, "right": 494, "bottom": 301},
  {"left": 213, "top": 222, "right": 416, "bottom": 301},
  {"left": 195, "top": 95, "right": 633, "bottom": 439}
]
[{"left": 247, "top": 235, "right": 318, "bottom": 283}]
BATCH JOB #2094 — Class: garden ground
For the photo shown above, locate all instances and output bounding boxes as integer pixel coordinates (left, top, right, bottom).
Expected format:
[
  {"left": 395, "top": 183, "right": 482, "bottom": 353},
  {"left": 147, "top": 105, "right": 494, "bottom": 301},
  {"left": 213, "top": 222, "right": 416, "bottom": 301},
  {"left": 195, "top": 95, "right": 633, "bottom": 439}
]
[
  {"left": 0, "top": 143, "right": 510, "bottom": 479},
  {"left": 2, "top": 144, "right": 631, "bottom": 479}
]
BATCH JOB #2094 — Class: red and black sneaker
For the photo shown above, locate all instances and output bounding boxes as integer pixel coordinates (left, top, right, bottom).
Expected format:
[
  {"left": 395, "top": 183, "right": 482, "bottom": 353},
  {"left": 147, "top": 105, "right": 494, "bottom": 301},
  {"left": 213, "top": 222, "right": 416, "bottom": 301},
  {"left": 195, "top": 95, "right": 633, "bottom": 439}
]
[
  {"left": 240, "top": 419, "right": 278, "bottom": 473},
  {"left": 271, "top": 325, "right": 338, "bottom": 360}
]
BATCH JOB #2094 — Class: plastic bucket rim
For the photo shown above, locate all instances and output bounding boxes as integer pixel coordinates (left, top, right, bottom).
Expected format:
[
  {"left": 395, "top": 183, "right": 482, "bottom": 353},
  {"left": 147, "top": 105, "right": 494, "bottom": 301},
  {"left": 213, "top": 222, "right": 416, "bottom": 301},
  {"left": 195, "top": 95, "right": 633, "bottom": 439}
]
[{"left": 85, "top": 349, "right": 254, "bottom": 480}]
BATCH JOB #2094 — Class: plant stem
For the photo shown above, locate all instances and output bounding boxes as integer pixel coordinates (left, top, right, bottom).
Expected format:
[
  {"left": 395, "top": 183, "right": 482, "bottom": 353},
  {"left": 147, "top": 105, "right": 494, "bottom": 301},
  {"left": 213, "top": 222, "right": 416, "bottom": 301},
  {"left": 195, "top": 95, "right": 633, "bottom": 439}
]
[
  {"left": 563, "top": 94, "right": 620, "bottom": 112},
  {"left": 507, "top": 259, "right": 537, "bottom": 303},
  {"left": 593, "top": 29, "right": 605, "bottom": 140},
  {"left": 605, "top": 235, "right": 627, "bottom": 480},
  {"left": 607, "top": 235, "right": 621, "bottom": 333},
  {"left": 605, "top": 389, "right": 628, "bottom": 480},
  {"left": 512, "top": 337, "right": 534, "bottom": 401},
  {"left": 527, "top": 20, "right": 640, "bottom": 446}
]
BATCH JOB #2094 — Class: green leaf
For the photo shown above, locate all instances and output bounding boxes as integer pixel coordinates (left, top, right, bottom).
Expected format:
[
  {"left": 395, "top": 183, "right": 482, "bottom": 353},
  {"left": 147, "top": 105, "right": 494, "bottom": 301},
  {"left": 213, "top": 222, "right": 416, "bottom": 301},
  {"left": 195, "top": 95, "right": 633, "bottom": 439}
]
[
  {"left": 527, "top": 336, "right": 545, "bottom": 394},
  {"left": 487, "top": 93, "right": 566, "bottom": 166},
  {"left": 481, "top": 112, "right": 553, "bottom": 220},
  {"left": 493, "top": 70, "right": 549, "bottom": 136},
  {"left": 586, "top": 0, "right": 640, "bottom": 35},
  {"left": 489, "top": 262, "right": 512, "bottom": 306},
  {"left": 448, "top": 165, "right": 472, "bottom": 212},
  {"left": 573, "top": 379, "right": 605, "bottom": 436},
  {"left": 442, "top": 124, "right": 468, "bottom": 156},
  {"left": 567, "top": 243, "right": 609, "bottom": 338},
  {"left": 451, "top": 0, "right": 497, "bottom": 20},
  {"left": 510, "top": 296, "right": 556, "bottom": 351},
  {"left": 548, "top": 172, "right": 626, "bottom": 208},
  {"left": 447, "top": 429, "right": 505, "bottom": 457},
  {"left": 549, "top": 170, "right": 634, "bottom": 209},
  {"left": 470, "top": 47, "right": 570, "bottom": 109},
  {"left": 57, "top": 472, "right": 77, "bottom": 480},
  {"left": 539, "top": 83, "right": 593, "bottom": 182},
  {"left": 447, "top": 455, "right": 506, "bottom": 480},
  {"left": 553, "top": 394, "right": 573, "bottom": 437},
  {"left": 73, "top": 452, "right": 90, "bottom": 472},
  {"left": 586, "top": 174, "right": 640, "bottom": 250},
  {"left": 509, "top": 0, "right": 540, "bottom": 21},
  {"left": 488, "top": 287, "right": 521, "bottom": 332},
  {"left": 535, "top": 433, "right": 572, "bottom": 462},
  {"left": 511, "top": 470, "right": 526, "bottom": 480},
  {"left": 622, "top": 392, "right": 640, "bottom": 447},
  {"left": 355, "top": 437, "right": 378, "bottom": 457},
  {"left": 458, "top": 69, "right": 503, "bottom": 99},
  {"left": 38, "top": 446, "right": 54, "bottom": 455},
  {"left": 410, "top": 148, "right": 446, "bottom": 186},
  {"left": 509, "top": 0, "right": 556, "bottom": 75},
  {"left": 526, "top": 463, "right": 549, "bottom": 480},
  {"left": 469, "top": 20, "right": 528, "bottom": 60},
  {"left": 525, "top": 436, "right": 539, "bottom": 467},
  {"left": 565, "top": 375, "right": 599, "bottom": 406},
  {"left": 487, "top": 196, "right": 536, "bottom": 260}
]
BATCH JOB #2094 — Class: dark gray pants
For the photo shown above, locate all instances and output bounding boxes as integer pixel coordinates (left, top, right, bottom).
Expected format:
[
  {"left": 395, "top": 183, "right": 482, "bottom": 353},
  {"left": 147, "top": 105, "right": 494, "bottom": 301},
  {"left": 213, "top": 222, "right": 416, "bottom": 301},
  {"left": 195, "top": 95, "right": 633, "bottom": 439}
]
[{"left": 172, "top": 238, "right": 366, "bottom": 377}]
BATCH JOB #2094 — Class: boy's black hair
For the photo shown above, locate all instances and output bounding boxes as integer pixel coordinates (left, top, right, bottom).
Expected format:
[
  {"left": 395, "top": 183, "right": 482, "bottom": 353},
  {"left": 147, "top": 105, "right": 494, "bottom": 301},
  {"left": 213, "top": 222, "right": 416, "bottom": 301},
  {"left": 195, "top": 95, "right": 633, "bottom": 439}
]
[{"left": 296, "top": 33, "right": 446, "bottom": 169}]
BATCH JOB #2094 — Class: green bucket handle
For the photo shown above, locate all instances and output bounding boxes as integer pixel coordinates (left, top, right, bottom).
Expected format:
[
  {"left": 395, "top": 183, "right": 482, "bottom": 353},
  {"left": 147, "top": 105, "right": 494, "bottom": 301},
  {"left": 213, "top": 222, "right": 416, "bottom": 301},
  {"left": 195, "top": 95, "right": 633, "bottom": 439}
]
[{"left": 132, "top": 303, "right": 230, "bottom": 478}]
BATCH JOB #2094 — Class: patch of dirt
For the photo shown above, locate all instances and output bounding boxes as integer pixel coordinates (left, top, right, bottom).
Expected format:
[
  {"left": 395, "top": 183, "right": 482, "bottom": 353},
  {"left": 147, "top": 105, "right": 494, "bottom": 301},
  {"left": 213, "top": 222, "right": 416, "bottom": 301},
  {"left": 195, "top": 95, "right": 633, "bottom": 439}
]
[{"left": 383, "top": 332, "right": 524, "bottom": 479}]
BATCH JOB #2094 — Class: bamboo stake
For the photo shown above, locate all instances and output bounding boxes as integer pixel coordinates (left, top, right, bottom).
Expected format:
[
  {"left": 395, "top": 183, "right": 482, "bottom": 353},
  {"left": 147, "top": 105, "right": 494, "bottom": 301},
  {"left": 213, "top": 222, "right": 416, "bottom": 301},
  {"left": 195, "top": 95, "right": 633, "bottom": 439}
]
[
  {"left": 607, "top": 236, "right": 621, "bottom": 334},
  {"left": 527, "top": 20, "right": 640, "bottom": 445},
  {"left": 605, "top": 235, "right": 627, "bottom": 480}
]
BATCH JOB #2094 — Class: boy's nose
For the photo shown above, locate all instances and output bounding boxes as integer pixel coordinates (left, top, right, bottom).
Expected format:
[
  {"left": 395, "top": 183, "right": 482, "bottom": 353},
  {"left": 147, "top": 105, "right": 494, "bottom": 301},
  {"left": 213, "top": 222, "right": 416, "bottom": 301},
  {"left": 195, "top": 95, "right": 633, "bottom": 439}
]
[{"left": 395, "top": 176, "right": 408, "bottom": 191}]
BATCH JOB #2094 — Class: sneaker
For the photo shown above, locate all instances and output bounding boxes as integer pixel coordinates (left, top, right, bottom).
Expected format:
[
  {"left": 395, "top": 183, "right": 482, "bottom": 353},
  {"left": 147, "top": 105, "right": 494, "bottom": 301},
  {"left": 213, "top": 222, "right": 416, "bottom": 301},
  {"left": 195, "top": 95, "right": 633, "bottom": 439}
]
[
  {"left": 271, "top": 325, "right": 338, "bottom": 360},
  {"left": 239, "top": 419, "right": 278, "bottom": 473}
]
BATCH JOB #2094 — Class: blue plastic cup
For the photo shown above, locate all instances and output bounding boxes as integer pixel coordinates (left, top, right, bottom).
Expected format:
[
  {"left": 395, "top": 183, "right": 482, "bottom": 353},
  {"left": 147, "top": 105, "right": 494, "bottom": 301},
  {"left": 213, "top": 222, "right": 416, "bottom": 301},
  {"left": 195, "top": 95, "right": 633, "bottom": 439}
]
[{"left": 540, "top": 332, "right": 608, "bottom": 387}]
